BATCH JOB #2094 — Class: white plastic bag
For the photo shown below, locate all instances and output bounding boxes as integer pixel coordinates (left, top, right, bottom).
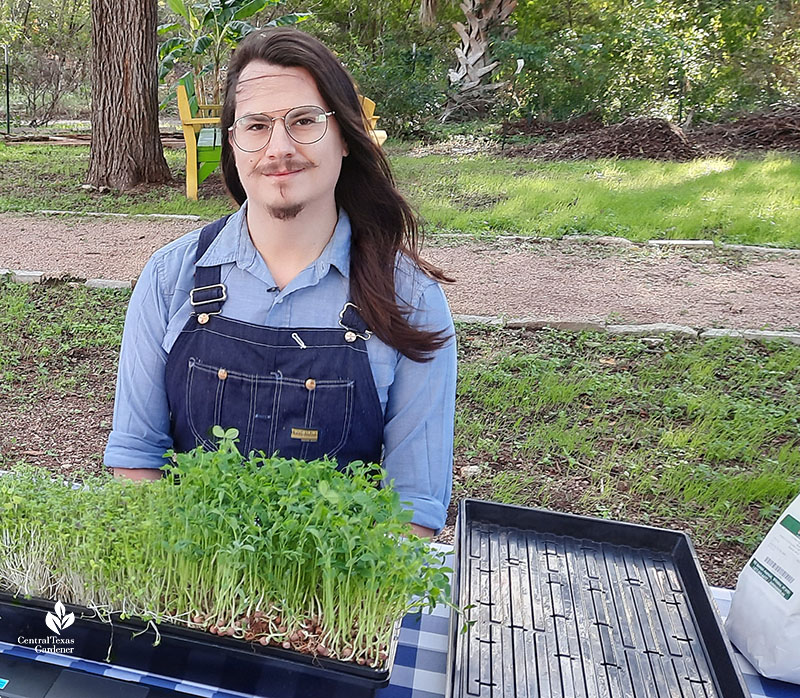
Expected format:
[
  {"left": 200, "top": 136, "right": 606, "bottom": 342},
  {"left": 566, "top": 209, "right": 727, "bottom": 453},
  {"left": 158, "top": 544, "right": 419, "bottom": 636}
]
[{"left": 726, "top": 491, "right": 800, "bottom": 684}]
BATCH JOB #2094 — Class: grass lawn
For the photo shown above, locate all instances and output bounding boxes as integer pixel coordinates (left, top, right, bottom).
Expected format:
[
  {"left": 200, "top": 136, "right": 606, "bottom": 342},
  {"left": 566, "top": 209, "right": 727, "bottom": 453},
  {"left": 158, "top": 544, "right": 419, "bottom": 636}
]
[
  {"left": 1, "top": 142, "right": 799, "bottom": 246},
  {"left": 1, "top": 278, "right": 798, "bottom": 586},
  {"left": 394, "top": 153, "right": 800, "bottom": 247}
]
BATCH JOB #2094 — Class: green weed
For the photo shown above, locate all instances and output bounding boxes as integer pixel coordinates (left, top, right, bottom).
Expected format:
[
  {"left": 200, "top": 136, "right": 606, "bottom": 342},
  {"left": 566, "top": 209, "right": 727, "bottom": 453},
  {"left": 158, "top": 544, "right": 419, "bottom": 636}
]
[{"left": 454, "top": 326, "right": 800, "bottom": 548}]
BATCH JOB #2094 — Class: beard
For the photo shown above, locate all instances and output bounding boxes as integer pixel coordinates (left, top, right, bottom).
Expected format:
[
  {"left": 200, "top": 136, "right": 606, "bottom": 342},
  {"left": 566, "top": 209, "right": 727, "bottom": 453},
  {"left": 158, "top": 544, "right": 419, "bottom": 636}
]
[
  {"left": 266, "top": 203, "right": 304, "bottom": 220},
  {"left": 253, "top": 157, "right": 314, "bottom": 221}
]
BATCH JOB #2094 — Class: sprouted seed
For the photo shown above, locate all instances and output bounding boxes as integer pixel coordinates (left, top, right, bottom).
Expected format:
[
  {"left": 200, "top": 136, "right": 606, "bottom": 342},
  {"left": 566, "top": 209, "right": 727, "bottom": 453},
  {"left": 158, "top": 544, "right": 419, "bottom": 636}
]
[{"left": 0, "top": 432, "right": 451, "bottom": 667}]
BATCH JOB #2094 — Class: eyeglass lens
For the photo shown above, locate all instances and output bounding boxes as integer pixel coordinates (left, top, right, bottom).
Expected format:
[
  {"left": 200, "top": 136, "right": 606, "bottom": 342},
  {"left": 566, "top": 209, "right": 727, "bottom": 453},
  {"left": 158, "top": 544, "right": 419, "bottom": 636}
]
[{"left": 232, "top": 106, "right": 330, "bottom": 151}]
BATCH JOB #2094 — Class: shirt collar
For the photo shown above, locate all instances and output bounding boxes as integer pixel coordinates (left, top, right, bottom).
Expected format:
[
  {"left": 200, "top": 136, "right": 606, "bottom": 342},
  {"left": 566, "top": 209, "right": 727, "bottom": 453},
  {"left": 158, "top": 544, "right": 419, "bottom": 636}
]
[
  {"left": 196, "top": 202, "right": 351, "bottom": 281},
  {"left": 315, "top": 208, "right": 351, "bottom": 280}
]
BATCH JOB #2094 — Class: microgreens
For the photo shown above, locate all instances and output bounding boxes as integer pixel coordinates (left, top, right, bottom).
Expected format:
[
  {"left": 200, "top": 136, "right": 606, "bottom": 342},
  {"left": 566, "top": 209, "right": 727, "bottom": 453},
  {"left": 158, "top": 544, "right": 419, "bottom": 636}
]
[{"left": 0, "top": 430, "right": 451, "bottom": 668}]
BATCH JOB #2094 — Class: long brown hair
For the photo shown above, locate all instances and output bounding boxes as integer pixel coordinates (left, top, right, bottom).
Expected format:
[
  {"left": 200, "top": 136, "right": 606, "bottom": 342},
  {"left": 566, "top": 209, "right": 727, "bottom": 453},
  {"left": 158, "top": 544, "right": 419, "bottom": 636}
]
[{"left": 220, "top": 28, "right": 452, "bottom": 362}]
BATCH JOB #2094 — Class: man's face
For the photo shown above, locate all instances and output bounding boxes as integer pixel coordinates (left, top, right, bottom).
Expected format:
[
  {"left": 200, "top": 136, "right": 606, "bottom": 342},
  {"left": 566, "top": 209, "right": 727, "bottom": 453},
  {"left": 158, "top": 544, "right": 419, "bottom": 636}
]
[{"left": 231, "top": 60, "right": 348, "bottom": 221}]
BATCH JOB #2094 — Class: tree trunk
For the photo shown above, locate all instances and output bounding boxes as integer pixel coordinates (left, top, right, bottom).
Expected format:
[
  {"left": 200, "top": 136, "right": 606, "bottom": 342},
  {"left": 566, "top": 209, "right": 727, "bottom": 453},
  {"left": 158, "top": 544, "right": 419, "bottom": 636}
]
[
  {"left": 87, "top": 0, "right": 171, "bottom": 190},
  {"left": 441, "top": 0, "right": 517, "bottom": 121}
]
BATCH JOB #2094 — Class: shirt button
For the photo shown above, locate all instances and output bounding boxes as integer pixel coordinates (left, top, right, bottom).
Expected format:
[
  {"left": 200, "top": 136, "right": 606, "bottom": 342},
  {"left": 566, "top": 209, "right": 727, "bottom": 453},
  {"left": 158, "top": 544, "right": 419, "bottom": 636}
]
[
  {"left": 218, "top": 368, "right": 228, "bottom": 381},
  {"left": 197, "top": 313, "right": 210, "bottom": 325},
  {"left": 344, "top": 331, "right": 357, "bottom": 343},
  {"left": 305, "top": 378, "right": 316, "bottom": 391}
]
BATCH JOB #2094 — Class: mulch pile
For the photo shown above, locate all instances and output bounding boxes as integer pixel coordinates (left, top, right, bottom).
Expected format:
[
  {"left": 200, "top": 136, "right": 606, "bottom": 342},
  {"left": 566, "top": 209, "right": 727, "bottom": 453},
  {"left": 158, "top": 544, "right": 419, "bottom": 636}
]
[
  {"left": 505, "top": 106, "right": 800, "bottom": 161},
  {"left": 691, "top": 106, "right": 800, "bottom": 155}
]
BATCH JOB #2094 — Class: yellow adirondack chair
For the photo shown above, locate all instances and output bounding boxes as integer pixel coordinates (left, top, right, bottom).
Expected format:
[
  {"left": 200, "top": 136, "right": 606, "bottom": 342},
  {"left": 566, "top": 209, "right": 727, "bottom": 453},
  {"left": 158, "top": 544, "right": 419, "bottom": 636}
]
[
  {"left": 359, "top": 96, "right": 388, "bottom": 146},
  {"left": 176, "top": 72, "right": 222, "bottom": 200}
]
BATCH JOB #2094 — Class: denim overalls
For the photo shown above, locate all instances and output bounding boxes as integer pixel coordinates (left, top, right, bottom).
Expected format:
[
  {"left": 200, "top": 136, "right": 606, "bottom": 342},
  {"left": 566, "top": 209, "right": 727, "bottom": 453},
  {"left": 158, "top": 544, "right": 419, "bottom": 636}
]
[{"left": 165, "top": 216, "right": 384, "bottom": 468}]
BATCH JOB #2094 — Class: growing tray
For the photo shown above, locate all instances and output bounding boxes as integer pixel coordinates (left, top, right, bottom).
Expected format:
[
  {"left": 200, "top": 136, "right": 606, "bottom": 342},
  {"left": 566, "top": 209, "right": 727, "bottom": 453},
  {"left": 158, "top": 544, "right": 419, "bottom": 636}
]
[
  {"left": 0, "top": 591, "right": 397, "bottom": 698},
  {"left": 446, "top": 499, "right": 750, "bottom": 698}
]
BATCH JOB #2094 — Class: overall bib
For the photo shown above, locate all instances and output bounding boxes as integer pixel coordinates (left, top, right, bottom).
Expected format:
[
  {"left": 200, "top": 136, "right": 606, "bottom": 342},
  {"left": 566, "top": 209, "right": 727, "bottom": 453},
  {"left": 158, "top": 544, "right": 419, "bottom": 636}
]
[{"left": 165, "top": 216, "right": 384, "bottom": 468}]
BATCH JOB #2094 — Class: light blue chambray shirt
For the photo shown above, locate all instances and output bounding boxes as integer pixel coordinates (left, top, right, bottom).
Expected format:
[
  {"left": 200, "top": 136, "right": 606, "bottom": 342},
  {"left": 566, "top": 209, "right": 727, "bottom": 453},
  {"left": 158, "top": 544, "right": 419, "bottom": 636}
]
[{"left": 104, "top": 204, "right": 456, "bottom": 532}]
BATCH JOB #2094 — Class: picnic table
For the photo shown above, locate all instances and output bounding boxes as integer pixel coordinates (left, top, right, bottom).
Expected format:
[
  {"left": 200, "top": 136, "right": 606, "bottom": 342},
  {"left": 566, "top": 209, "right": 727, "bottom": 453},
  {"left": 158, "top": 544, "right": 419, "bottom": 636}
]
[{"left": 0, "top": 545, "right": 795, "bottom": 697}]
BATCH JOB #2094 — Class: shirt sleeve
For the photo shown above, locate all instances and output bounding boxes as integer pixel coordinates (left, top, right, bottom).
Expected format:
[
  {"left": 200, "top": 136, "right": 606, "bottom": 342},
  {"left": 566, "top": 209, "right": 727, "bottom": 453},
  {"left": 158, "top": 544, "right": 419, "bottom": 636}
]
[
  {"left": 381, "top": 281, "right": 456, "bottom": 534},
  {"left": 103, "top": 254, "right": 174, "bottom": 470}
]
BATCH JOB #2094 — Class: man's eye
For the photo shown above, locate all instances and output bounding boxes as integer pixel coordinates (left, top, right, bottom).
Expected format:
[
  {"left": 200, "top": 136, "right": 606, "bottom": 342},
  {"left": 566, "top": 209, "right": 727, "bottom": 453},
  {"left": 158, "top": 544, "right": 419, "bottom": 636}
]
[
  {"left": 292, "top": 117, "right": 315, "bottom": 127},
  {"left": 246, "top": 121, "right": 269, "bottom": 131}
]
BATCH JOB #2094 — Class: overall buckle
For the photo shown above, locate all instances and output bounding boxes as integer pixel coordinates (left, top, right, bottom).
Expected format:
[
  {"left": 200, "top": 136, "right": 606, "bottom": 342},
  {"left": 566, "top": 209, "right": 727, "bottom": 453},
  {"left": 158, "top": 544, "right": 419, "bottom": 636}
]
[
  {"left": 338, "top": 302, "right": 372, "bottom": 341},
  {"left": 190, "top": 283, "right": 227, "bottom": 308}
]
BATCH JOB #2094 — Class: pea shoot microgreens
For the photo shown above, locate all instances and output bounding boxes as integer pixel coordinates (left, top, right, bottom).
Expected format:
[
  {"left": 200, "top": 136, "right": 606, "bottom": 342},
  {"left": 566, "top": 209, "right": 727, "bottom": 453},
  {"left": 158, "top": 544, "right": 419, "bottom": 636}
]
[{"left": 0, "top": 429, "right": 451, "bottom": 668}]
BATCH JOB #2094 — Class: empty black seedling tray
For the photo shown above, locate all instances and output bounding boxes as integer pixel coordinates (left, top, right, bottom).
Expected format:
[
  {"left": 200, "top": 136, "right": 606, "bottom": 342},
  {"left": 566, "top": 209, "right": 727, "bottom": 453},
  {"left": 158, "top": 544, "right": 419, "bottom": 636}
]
[
  {"left": 0, "top": 592, "right": 396, "bottom": 698},
  {"left": 446, "top": 499, "right": 750, "bottom": 698}
]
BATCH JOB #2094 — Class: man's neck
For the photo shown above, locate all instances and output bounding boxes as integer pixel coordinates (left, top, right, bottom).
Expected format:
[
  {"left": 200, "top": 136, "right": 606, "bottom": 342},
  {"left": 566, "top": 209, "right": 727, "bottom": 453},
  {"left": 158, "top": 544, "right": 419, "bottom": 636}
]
[{"left": 246, "top": 201, "right": 339, "bottom": 290}]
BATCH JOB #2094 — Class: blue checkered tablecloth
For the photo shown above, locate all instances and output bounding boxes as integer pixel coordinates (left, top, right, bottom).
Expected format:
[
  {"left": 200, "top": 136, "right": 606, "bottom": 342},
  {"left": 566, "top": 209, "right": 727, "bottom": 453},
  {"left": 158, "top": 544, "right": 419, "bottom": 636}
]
[{"left": 0, "top": 547, "right": 797, "bottom": 697}]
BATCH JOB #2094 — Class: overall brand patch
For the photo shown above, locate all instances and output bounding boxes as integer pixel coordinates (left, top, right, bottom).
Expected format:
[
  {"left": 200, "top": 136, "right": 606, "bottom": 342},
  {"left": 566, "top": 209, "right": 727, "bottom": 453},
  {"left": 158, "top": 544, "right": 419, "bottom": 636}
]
[{"left": 291, "top": 427, "right": 319, "bottom": 442}]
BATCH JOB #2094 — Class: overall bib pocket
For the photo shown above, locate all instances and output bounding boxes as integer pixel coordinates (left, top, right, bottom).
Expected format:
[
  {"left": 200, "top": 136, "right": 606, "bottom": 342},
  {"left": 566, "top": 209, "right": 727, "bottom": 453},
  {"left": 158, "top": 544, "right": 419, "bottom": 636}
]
[{"left": 186, "top": 357, "right": 355, "bottom": 460}]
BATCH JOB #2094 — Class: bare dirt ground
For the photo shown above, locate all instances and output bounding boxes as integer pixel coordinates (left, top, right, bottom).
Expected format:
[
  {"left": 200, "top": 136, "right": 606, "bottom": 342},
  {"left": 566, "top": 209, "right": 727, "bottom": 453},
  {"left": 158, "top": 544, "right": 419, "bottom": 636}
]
[{"left": 1, "top": 212, "right": 798, "bottom": 330}]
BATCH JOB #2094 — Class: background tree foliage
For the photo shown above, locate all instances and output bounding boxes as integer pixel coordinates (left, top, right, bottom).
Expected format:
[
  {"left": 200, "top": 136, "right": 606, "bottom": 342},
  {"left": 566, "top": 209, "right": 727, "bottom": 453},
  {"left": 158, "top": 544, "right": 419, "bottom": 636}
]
[
  {"left": 495, "top": 0, "right": 800, "bottom": 123},
  {"left": 157, "top": 0, "right": 311, "bottom": 103},
  {"left": 1, "top": 0, "right": 89, "bottom": 126},
  {"left": 0, "top": 0, "right": 798, "bottom": 132},
  {"left": 302, "top": 0, "right": 459, "bottom": 136}
]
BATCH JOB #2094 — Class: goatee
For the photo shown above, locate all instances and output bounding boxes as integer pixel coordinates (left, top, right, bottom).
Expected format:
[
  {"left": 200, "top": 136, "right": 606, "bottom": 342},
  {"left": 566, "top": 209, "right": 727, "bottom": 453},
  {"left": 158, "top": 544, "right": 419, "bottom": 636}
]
[{"left": 267, "top": 204, "right": 304, "bottom": 220}]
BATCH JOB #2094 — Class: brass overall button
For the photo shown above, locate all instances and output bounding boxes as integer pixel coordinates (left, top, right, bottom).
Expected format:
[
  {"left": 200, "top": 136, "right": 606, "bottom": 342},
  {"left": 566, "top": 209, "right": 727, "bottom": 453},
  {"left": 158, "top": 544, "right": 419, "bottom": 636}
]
[
  {"left": 197, "top": 313, "right": 210, "bottom": 325},
  {"left": 305, "top": 378, "right": 316, "bottom": 391},
  {"left": 344, "top": 331, "right": 357, "bottom": 343},
  {"left": 218, "top": 368, "right": 228, "bottom": 381}
]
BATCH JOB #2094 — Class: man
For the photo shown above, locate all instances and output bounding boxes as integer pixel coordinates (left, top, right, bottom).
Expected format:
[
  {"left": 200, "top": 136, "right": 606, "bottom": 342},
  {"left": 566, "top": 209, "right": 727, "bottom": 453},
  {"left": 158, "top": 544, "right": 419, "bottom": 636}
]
[{"left": 105, "top": 28, "right": 456, "bottom": 537}]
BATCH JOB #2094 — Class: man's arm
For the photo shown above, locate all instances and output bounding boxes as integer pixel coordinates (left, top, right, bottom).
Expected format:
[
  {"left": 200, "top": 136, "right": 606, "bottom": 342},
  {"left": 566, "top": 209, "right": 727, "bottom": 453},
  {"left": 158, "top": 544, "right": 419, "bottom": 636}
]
[
  {"left": 113, "top": 468, "right": 163, "bottom": 481},
  {"left": 104, "top": 252, "right": 176, "bottom": 472},
  {"left": 382, "top": 281, "right": 456, "bottom": 536},
  {"left": 410, "top": 523, "right": 435, "bottom": 538}
]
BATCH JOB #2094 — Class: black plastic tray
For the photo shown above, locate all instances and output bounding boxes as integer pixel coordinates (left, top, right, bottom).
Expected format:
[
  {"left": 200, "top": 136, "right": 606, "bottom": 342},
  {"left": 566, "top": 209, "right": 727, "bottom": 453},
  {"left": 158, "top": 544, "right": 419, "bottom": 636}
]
[
  {"left": 0, "top": 591, "right": 396, "bottom": 698},
  {"left": 446, "top": 499, "right": 750, "bottom": 698}
]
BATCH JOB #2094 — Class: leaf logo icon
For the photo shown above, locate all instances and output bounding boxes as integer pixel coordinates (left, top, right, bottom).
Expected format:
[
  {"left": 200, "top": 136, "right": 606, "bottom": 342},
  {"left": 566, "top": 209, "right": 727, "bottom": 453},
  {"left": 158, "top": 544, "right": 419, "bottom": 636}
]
[{"left": 45, "top": 600, "right": 75, "bottom": 635}]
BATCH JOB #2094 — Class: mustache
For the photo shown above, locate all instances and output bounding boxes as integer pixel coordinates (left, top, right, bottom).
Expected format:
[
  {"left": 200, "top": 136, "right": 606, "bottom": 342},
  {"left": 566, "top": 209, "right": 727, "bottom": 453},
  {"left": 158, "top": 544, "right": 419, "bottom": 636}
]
[{"left": 255, "top": 159, "right": 315, "bottom": 175}]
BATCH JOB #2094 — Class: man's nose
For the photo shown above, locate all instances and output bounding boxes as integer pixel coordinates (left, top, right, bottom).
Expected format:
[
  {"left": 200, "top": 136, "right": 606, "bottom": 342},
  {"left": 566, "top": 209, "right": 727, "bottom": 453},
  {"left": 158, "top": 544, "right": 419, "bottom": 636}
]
[{"left": 264, "top": 116, "right": 296, "bottom": 157}]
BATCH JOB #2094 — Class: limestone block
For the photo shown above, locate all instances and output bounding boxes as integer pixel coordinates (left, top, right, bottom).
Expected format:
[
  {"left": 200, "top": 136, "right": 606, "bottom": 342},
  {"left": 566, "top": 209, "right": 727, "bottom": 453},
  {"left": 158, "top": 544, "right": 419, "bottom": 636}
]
[
  {"left": 85, "top": 278, "right": 133, "bottom": 290},
  {"left": 606, "top": 323, "right": 698, "bottom": 338}
]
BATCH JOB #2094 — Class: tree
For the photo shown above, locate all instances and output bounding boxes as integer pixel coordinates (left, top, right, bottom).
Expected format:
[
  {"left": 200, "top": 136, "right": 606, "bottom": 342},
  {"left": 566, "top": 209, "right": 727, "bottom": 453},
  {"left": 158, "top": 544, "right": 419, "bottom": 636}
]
[
  {"left": 442, "top": 0, "right": 517, "bottom": 120},
  {"left": 87, "top": 0, "right": 171, "bottom": 190},
  {"left": 421, "top": 0, "right": 517, "bottom": 120}
]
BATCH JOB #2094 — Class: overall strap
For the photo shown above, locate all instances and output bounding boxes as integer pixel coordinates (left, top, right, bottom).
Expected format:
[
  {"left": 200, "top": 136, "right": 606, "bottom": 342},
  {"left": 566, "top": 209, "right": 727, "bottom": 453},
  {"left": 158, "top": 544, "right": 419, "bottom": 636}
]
[{"left": 190, "top": 215, "right": 231, "bottom": 315}]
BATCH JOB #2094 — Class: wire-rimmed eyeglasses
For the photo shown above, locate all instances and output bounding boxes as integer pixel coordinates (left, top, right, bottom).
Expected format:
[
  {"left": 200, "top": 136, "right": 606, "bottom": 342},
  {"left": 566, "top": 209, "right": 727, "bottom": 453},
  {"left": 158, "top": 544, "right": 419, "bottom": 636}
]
[{"left": 228, "top": 106, "right": 335, "bottom": 152}]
